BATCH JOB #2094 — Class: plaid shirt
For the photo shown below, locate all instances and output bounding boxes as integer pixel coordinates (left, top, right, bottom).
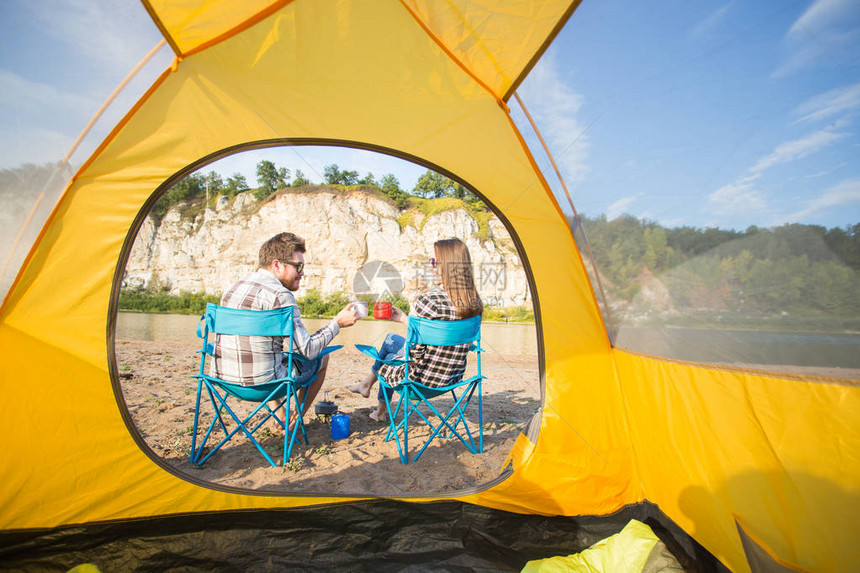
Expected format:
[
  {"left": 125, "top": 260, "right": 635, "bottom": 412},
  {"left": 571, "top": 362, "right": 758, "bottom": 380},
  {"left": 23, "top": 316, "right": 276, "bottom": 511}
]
[
  {"left": 377, "top": 291, "right": 470, "bottom": 388},
  {"left": 212, "top": 269, "right": 339, "bottom": 385}
]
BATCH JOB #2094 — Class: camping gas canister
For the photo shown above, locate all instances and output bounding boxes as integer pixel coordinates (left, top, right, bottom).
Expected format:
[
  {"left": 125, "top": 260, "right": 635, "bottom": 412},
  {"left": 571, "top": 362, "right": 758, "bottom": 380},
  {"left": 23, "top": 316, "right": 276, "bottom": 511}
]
[{"left": 331, "top": 412, "right": 350, "bottom": 440}]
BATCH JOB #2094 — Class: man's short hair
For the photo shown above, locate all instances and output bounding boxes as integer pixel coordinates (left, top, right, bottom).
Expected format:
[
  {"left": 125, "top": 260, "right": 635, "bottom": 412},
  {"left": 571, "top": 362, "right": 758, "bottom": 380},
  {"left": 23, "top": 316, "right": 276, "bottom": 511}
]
[{"left": 258, "top": 232, "right": 306, "bottom": 268}]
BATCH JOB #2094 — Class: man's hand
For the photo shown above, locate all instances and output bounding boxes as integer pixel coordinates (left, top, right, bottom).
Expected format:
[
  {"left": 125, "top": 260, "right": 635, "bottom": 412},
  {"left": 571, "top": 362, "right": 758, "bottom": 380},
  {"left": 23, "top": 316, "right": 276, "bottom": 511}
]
[{"left": 335, "top": 303, "right": 361, "bottom": 328}]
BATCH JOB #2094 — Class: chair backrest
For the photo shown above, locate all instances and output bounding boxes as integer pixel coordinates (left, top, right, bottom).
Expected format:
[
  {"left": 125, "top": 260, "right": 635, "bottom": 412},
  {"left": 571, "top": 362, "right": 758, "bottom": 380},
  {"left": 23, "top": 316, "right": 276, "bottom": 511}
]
[
  {"left": 406, "top": 314, "right": 481, "bottom": 347},
  {"left": 197, "top": 302, "right": 295, "bottom": 369},
  {"left": 202, "top": 302, "right": 295, "bottom": 337},
  {"left": 406, "top": 315, "right": 483, "bottom": 382},
  {"left": 404, "top": 314, "right": 483, "bottom": 392}
]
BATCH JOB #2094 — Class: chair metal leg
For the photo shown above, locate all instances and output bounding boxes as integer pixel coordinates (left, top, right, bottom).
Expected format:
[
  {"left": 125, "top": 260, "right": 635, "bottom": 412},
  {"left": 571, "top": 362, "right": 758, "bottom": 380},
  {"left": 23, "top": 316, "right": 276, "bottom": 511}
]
[
  {"left": 403, "top": 388, "right": 410, "bottom": 464},
  {"left": 192, "top": 384, "right": 230, "bottom": 465},
  {"left": 200, "top": 389, "right": 281, "bottom": 467},
  {"left": 284, "top": 381, "right": 312, "bottom": 464},
  {"left": 410, "top": 381, "right": 483, "bottom": 463},
  {"left": 194, "top": 381, "right": 290, "bottom": 468},
  {"left": 383, "top": 389, "right": 408, "bottom": 464},
  {"left": 284, "top": 387, "right": 302, "bottom": 463},
  {"left": 190, "top": 377, "right": 204, "bottom": 464},
  {"left": 477, "top": 379, "right": 483, "bottom": 453},
  {"left": 384, "top": 392, "right": 404, "bottom": 443}
]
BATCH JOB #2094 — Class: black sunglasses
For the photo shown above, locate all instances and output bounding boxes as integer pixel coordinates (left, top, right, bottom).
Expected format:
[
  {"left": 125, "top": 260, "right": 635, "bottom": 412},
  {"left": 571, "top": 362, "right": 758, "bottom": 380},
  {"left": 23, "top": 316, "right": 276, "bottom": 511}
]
[{"left": 278, "top": 259, "right": 304, "bottom": 274}]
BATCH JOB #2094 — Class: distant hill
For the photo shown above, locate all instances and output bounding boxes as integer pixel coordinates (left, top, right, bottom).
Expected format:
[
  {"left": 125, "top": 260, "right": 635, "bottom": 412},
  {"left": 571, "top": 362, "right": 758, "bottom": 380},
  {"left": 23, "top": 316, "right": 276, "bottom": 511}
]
[{"left": 572, "top": 214, "right": 860, "bottom": 331}]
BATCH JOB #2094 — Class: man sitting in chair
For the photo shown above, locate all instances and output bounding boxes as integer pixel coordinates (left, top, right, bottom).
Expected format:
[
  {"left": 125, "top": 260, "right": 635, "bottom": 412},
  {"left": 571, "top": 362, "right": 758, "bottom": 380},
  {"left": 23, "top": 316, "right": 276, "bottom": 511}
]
[{"left": 214, "top": 231, "right": 360, "bottom": 431}]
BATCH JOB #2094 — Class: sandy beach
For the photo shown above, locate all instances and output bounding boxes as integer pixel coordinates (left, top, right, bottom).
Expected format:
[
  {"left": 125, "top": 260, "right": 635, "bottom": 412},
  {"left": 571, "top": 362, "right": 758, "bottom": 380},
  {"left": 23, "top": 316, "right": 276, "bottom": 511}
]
[{"left": 117, "top": 340, "right": 541, "bottom": 495}]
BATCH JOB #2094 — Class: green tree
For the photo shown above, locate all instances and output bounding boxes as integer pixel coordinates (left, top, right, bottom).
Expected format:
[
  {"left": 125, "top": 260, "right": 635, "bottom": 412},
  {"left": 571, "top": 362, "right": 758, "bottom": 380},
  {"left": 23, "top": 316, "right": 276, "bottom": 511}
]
[
  {"left": 666, "top": 225, "right": 743, "bottom": 257},
  {"left": 292, "top": 169, "right": 311, "bottom": 187},
  {"left": 0, "top": 162, "right": 59, "bottom": 203},
  {"left": 224, "top": 173, "right": 249, "bottom": 196},
  {"left": 323, "top": 164, "right": 360, "bottom": 185},
  {"left": 204, "top": 171, "right": 224, "bottom": 196},
  {"left": 380, "top": 173, "right": 408, "bottom": 207},
  {"left": 413, "top": 170, "right": 466, "bottom": 199},
  {"left": 256, "top": 160, "right": 290, "bottom": 198},
  {"left": 151, "top": 172, "right": 205, "bottom": 221},
  {"left": 360, "top": 172, "right": 378, "bottom": 187},
  {"left": 825, "top": 224, "right": 860, "bottom": 271},
  {"left": 642, "top": 226, "right": 669, "bottom": 271}
]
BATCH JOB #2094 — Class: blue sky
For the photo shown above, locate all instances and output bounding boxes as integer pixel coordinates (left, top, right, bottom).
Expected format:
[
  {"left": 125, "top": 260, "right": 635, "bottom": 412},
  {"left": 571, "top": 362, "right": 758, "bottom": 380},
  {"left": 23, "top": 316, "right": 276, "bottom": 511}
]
[
  {"left": 520, "top": 0, "right": 860, "bottom": 230},
  {"left": 2, "top": 0, "right": 858, "bottom": 231}
]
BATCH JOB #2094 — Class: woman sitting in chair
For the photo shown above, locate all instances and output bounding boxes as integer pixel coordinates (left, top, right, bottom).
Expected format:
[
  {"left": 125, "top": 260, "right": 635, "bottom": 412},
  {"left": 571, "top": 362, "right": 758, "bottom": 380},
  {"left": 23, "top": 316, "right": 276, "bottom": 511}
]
[{"left": 349, "top": 237, "right": 483, "bottom": 422}]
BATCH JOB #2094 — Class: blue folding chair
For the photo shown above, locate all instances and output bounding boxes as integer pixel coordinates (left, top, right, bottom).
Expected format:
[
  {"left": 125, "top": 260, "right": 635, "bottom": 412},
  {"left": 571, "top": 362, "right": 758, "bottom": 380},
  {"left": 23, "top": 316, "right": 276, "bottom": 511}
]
[
  {"left": 356, "top": 314, "right": 484, "bottom": 464},
  {"left": 191, "top": 302, "right": 340, "bottom": 467}
]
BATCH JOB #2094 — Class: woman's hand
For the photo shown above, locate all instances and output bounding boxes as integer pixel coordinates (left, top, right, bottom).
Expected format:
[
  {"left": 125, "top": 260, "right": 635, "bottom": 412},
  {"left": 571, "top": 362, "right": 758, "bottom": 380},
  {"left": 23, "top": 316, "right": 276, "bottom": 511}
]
[{"left": 389, "top": 306, "right": 408, "bottom": 325}]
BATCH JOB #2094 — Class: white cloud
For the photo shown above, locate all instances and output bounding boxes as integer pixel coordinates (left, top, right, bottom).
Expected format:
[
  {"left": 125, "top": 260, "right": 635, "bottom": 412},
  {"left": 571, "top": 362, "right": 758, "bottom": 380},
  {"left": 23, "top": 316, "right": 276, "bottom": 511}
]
[
  {"left": 708, "top": 123, "right": 847, "bottom": 219},
  {"left": 24, "top": 0, "right": 159, "bottom": 78},
  {"left": 0, "top": 70, "right": 93, "bottom": 119},
  {"left": 795, "top": 82, "right": 860, "bottom": 123},
  {"left": 787, "top": 0, "right": 856, "bottom": 39},
  {"left": 783, "top": 178, "right": 860, "bottom": 221},
  {"left": 773, "top": 28, "right": 860, "bottom": 78},
  {"left": 605, "top": 196, "right": 636, "bottom": 220},
  {"left": 691, "top": 1, "right": 737, "bottom": 37},
  {"left": 0, "top": 70, "right": 97, "bottom": 169},
  {"left": 774, "top": 0, "right": 860, "bottom": 78},
  {"left": 517, "top": 51, "right": 590, "bottom": 185},
  {"left": 749, "top": 128, "right": 847, "bottom": 173},
  {"left": 707, "top": 174, "right": 767, "bottom": 215}
]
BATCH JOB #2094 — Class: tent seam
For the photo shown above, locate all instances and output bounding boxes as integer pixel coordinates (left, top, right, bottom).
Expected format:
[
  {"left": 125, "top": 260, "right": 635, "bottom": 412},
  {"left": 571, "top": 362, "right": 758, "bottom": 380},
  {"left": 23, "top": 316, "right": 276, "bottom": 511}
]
[
  {"left": 504, "top": 0, "right": 584, "bottom": 102},
  {"left": 181, "top": 0, "right": 296, "bottom": 58},
  {"left": 140, "top": 0, "right": 181, "bottom": 56},
  {"left": 397, "top": 0, "right": 508, "bottom": 111}
]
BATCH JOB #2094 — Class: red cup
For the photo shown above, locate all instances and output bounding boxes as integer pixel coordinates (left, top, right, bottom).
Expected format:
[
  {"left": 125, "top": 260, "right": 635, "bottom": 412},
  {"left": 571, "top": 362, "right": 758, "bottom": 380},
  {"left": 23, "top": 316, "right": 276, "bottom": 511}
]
[{"left": 373, "top": 302, "right": 392, "bottom": 319}]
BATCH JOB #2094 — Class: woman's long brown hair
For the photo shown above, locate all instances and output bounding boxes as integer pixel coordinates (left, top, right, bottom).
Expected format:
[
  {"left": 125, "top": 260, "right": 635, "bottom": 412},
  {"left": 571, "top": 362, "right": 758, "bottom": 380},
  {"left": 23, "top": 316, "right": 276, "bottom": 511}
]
[{"left": 434, "top": 238, "right": 483, "bottom": 319}]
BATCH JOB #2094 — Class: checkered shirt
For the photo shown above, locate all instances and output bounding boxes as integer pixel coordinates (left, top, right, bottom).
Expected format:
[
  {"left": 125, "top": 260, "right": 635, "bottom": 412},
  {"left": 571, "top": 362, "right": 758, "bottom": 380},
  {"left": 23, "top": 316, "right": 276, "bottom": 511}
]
[
  {"left": 212, "top": 268, "right": 339, "bottom": 385},
  {"left": 377, "top": 291, "right": 471, "bottom": 389}
]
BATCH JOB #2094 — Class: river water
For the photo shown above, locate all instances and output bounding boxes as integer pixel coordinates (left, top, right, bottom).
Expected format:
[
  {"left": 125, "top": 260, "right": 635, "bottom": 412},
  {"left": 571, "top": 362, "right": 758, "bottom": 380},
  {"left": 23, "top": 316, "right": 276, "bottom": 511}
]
[
  {"left": 614, "top": 325, "right": 860, "bottom": 370},
  {"left": 116, "top": 312, "right": 860, "bottom": 375},
  {"left": 116, "top": 312, "right": 538, "bottom": 356}
]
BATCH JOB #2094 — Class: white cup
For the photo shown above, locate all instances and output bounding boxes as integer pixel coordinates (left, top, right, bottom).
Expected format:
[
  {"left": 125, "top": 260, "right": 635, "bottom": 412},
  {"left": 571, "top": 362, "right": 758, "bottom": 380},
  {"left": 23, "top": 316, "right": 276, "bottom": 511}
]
[{"left": 353, "top": 301, "right": 368, "bottom": 318}]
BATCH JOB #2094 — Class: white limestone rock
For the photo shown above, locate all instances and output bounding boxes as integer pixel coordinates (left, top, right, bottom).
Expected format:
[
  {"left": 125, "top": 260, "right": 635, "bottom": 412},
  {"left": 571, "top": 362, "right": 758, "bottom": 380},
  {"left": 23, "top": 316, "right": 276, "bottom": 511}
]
[{"left": 124, "top": 189, "right": 531, "bottom": 307}]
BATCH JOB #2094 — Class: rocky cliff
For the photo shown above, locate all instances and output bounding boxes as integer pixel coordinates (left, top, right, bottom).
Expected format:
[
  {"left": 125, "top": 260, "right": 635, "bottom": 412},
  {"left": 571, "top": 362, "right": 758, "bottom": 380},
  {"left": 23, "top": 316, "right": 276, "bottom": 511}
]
[{"left": 124, "top": 188, "right": 531, "bottom": 307}]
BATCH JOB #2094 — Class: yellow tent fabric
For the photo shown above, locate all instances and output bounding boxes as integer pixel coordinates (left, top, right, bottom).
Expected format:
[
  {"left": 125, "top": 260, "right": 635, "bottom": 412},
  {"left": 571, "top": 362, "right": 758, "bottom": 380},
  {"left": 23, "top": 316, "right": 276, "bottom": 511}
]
[{"left": 0, "top": 2, "right": 856, "bottom": 572}]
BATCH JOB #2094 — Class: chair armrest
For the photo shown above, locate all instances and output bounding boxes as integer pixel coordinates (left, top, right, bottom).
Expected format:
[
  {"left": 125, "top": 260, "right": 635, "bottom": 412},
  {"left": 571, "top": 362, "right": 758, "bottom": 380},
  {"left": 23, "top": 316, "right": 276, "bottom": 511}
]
[
  {"left": 355, "top": 344, "right": 409, "bottom": 366},
  {"left": 195, "top": 343, "right": 215, "bottom": 355},
  {"left": 318, "top": 344, "right": 343, "bottom": 357}
]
